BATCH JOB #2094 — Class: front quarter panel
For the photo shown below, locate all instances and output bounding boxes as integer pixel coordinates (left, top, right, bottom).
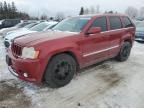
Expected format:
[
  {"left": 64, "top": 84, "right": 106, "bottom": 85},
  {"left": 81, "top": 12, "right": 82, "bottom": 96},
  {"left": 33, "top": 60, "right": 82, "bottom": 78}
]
[
  {"left": 34, "top": 36, "right": 84, "bottom": 81},
  {"left": 41, "top": 40, "right": 82, "bottom": 64}
]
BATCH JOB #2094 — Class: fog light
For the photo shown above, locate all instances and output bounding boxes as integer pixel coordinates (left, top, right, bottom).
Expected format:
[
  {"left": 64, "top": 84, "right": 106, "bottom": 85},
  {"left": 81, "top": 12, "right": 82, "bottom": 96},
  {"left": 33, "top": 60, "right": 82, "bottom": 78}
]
[{"left": 23, "top": 73, "right": 28, "bottom": 78}]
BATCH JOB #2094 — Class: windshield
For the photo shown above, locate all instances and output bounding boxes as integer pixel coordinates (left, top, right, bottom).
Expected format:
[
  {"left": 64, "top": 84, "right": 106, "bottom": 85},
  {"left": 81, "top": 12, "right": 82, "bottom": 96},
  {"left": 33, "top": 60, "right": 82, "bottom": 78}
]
[
  {"left": 24, "top": 23, "right": 38, "bottom": 29},
  {"left": 136, "top": 17, "right": 144, "bottom": 21},
  {"left": 52, "top": 17, "right": 91, "bottom": 32},
  {"left": 30, "top": 22, "right": 50, "bottom": 31}
]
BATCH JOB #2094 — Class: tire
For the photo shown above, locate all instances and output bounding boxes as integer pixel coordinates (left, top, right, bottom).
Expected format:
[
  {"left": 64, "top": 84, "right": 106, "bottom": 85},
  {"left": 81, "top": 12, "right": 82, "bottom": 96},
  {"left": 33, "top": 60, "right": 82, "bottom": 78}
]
[
  {"left": 116, "top": 42, "right": 132, "bottom": 62},
  {"left": 44, "top": 54, "right": 76, "bottom": 88}
]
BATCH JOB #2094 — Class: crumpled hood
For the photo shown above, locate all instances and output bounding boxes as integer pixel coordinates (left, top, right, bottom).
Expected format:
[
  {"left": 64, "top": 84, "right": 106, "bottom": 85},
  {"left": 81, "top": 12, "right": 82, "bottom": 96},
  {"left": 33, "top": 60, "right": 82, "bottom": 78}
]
[
  {"left": 5, "top": 29, "right": 37, "bottom": 40},
  {"left": 14, "top": 31, "right": 78, "bottom": 46}
]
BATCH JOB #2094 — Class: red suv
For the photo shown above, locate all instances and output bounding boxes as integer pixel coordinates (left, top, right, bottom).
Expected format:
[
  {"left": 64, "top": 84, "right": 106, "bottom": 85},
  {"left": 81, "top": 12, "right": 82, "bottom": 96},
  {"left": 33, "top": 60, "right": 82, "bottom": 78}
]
[{"left": 6, "top": 14, "right": 135, "bottom": 88}]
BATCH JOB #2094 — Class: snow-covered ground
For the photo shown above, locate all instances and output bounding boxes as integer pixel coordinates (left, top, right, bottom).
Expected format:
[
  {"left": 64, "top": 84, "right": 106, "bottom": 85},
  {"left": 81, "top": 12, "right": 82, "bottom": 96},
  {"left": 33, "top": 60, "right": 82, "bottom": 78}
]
[{"left": 0, "top": 37, "right": 144, "bottom": 108}]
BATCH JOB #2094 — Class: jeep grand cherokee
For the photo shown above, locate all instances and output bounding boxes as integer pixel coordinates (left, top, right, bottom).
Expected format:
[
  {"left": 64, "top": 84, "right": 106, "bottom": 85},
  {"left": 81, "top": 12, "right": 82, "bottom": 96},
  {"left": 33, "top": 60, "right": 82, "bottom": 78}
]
[{"left": 6, "top": 14, "right": 135, "bottom": 88}]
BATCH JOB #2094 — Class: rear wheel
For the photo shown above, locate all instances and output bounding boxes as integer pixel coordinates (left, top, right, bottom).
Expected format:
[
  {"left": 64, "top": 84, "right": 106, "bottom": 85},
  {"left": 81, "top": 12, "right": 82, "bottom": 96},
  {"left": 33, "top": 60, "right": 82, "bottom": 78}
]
[
  {"left": 116, "top": 42, "right": 132, "bottom": 62},
  {"left": 44, "top": 54, "right": 76, "bottom": 88}
]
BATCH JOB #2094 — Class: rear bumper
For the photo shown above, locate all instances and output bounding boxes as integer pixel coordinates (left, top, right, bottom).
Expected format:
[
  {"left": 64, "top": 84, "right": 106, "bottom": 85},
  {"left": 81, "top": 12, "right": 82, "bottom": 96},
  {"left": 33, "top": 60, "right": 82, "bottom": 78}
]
[{"left": 6, "top": 50, "right": 47, "bottom": 84}]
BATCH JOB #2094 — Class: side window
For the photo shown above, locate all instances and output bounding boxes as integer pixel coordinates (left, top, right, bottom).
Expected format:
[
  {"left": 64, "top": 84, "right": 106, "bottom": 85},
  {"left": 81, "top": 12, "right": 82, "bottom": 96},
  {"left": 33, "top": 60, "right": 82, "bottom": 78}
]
[
  {"left": 91, "top": 17, "right": 107, "bottom": 32},
  {"left": 109, "top": 16, "right": 122, "bottom": 30},
  {"left": 123, "top": 17, "right": 134, "bottom": 28}
]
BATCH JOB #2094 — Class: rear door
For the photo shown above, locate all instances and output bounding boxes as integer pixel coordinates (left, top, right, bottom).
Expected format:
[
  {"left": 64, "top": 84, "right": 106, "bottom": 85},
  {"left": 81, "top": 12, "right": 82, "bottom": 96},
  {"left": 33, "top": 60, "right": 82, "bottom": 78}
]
[
  {"left": 107, "top": 16, "right": 124, "bottom": 57},
  {"left": 80, "top": 16, "right": 110, "bottom": 66},
  {"left": 122, "top": 16, "right": 135, "bottom": 42}
]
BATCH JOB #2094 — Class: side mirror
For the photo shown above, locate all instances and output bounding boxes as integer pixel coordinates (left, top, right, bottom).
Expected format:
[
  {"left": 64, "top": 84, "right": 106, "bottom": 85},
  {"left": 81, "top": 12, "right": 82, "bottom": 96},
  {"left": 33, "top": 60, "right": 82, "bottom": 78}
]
[{"left": 87, "top": 27, "right": 101, "bottom": 34}]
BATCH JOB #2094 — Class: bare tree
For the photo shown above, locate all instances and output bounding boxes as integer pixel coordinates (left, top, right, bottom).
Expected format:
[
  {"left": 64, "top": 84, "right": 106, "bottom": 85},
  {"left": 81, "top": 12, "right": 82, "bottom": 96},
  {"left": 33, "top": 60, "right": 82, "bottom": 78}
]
[
  {"left": 108, "top": 11, "right": 114, "bottom": 14},
  {"left": 96, "top": 5, "right": 100, "bottom": 13},
  {"left": 0, "top": 2, "right": 3, "bottom": 18},
  {"left": 55, "top": 12, "right": 65, "bottom": 21},
  {"left": 90, "top": 6, "right": 95, "bottom": 14},
  {"left": 84, "top": 8, "right": 89, "bottom": 15},
  {"left": 125, "top": 6, "right": 138, "bottom": 19},
  {"left": 139, "top": 7, "right": 144, "bottom": 17},
  {"left": 83, "top": 5, "right": 100, "bottom": 15},
  {"left": 40, "top": 14, "right": 48, "bottom": 20}
]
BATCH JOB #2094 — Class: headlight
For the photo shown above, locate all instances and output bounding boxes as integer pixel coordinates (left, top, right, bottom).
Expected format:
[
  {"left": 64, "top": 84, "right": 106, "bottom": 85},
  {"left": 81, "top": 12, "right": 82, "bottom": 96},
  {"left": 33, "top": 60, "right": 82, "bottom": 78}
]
[{"left": 22, "top": 47, "right": 39, "bottom": 59}]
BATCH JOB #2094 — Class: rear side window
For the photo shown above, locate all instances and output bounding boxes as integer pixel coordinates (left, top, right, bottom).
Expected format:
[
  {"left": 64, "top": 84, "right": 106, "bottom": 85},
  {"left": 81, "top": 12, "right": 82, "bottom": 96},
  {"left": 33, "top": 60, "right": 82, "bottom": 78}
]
[
  {"left": 123, "top": 17, "right": 134, "bottom": 28},
  {"left": 91, "top": 17, "right": 107, "bottom": 32},
  {"left": 109, "top": 16, "right": 122, "bottom": 30}
]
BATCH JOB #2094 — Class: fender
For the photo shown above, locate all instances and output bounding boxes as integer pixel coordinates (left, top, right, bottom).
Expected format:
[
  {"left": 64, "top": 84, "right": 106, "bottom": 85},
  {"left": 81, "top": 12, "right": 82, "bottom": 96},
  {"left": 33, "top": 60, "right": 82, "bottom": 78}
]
[
  {"left": 46, "top": 42, "right": 83, "bottom": 65},
  {"left": 38, "top": 41, "right": 84, "bottom": 75}
]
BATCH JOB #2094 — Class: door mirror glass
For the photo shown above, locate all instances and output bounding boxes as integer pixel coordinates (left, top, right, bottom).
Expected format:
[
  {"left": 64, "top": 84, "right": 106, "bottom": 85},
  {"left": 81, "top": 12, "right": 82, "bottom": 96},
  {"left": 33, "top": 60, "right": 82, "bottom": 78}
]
[{"left": 87, "top": 27, "right": 101, "bottom": 34}]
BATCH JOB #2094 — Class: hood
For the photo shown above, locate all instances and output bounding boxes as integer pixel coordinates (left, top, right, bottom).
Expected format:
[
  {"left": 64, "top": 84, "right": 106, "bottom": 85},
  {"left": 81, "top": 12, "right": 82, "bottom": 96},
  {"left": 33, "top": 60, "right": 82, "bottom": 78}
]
[
  {"left": 5, "top": 29, "right": 37, "bottom": 40},
  {"left": 0, "top": 27, "right": 15, "bottom": 33},
  {"left": 7, "top": 28, "right": 29, "bottom": 35},
  {"left": 15, "top": 31, "right": 78, "bottom": 46}
]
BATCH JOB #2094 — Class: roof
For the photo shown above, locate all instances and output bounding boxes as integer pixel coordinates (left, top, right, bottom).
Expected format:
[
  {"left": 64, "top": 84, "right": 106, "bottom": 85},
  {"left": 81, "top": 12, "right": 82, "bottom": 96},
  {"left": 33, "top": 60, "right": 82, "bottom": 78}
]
[{"left": 72, "top": 13, "right": 128, "bottom": 18}]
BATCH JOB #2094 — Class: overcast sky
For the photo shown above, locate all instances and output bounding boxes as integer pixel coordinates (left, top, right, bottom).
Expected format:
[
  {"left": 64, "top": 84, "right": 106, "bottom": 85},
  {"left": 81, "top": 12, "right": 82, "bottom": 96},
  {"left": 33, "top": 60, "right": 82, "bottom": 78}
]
[{"left": 0, "top": 0, "right": 144, "bottom": 17}]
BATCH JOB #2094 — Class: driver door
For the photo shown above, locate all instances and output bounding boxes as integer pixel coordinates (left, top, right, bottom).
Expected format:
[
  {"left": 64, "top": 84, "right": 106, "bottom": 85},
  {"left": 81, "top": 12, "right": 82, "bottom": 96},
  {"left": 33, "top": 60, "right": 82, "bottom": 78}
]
[{"left": 79, "top": 16, "right": 110, "bottom": 66}]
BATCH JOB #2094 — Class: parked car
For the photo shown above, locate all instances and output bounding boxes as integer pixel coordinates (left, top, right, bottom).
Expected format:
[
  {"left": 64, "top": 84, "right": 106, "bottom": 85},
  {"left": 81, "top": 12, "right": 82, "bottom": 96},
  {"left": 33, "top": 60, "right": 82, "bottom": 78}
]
[
  {"left": 136, "top": 17, "right": 144, "bottom": 21},
  {"left": 6, "top": 14, "right": 135, "bottom": 88},
  {"left": 6, "top": 22, "right": 40, "bottom": 36},
  {"left": 4, "top": 21, "right": 58, "bottom": 48},
  {"left": 135, "top": 21, "right": 144, "bottom": 42},
  {"left": 23, "top": 22, "right": 39, "bottom": 29},
  {"left": 0, "top": 22, "right": 34, "bottom": 38},
  {"left": 0, "top": 19, "right": 21, "bottom": 29}
]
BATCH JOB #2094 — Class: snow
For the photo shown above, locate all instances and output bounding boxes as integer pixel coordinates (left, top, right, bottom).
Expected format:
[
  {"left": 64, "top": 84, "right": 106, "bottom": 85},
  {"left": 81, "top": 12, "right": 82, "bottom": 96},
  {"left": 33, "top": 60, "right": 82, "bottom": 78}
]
[
  {"left": 0, "top": 38, "right": 15, "bottom": 81},
  {"left": 0, "top": 37, "right": 144, "bottom": 108}
]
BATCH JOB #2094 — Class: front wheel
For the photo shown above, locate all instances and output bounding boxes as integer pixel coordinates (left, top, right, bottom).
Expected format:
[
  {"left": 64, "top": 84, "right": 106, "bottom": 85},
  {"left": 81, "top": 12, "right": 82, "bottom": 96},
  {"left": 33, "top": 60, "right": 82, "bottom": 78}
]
[
  {"left": 116, "top": 42, "right": 132, "bottom": 62},
  {"left": 44, "top": 54, "right": 76, "bottom": 88}
]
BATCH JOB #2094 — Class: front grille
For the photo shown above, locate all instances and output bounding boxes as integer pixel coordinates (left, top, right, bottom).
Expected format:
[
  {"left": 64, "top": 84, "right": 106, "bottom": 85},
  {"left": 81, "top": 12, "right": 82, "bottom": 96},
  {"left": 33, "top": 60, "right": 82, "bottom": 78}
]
[{"left": 11, "top": 43, "right": 22, "bottom": 57}]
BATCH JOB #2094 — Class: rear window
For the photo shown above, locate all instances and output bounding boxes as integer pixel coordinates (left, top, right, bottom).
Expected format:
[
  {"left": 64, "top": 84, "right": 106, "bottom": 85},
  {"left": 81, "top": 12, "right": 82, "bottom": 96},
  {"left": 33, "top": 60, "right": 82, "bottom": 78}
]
[
  {"left": 109, "top": 16, "right": 122, "bottom": 30},
  {"left": 24, "top": 23, "right": 37, "bottom": 29},
  {"left": 30, "top": 22, "right": 50, "bottom": 31},
  {"left": 15, "top": 22, "right": 31, "bottom": 28},
  {"left": 123, "top": 17, "right": 134, "bottom": 28}
]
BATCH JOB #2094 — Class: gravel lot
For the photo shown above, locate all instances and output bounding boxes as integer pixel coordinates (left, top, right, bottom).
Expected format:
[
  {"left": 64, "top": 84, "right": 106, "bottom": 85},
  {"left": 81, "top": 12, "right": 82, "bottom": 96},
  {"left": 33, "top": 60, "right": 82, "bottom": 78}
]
[{"left": 0, "top": 37, "right": 144, "bottom": 108}]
